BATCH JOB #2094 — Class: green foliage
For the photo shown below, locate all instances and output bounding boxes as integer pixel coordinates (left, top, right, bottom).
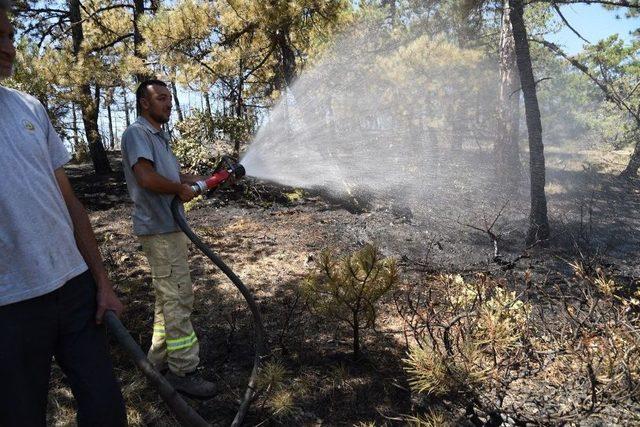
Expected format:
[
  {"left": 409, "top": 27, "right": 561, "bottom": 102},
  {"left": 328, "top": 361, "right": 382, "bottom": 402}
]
[
  {"left": 6, "top": 41, "right": 70, "bottom": 136},
  {"left": 404, "top": 410, "right": 451, "bottom": 427},
  {"left": 403, "top": 274, "right": 531, "bottom": 397},
  {"left": 578, "top": 36, "right": 640, "bottom": 149},
  {"left": 143, "top": 0, "right": 352, "bottom": 121},
  {"left": 183, "top": 195, "right": 204, "bottom": 212},
  {"left": 304, "top": 244, "right": 398, "bottom": 358},
  {"left": 13, "top": 0, "right": 637, "bottom": 172},
  {"left": 172, "top": 110, "right": 217, "bottom": 174},
  {"left": 172, "top": 109, "right": 257, "bottom": 172},
  {"left": 257, "top": 360, "right": 289, "bottom": 391},
  {"left": 266, "top": 389, "right": 298, "bottom": 419},
  {"left": 400, "top": 267, "right": 640, "bottom": 423},
  {"left": 211, "top": 113, "right": 255, "bottom": 148},
  {"left": 284, "top": 188, "right": 305, "bottom": 202},
  {"left": 256, "top": 361, "right": 301, "bottom": 421},
  {"left": 404, "top": 344, "right": 462, "bottom": 397}
]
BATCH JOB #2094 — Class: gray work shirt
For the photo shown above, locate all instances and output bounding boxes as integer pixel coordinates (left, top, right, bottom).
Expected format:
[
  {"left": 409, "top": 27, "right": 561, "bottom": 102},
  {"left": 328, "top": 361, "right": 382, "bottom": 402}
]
[
  {"left": 0, "top": 86, "right": 88, "bottom": 306},
  {"left": 121, "top": 116, "right": 185, "bottom": 236}
]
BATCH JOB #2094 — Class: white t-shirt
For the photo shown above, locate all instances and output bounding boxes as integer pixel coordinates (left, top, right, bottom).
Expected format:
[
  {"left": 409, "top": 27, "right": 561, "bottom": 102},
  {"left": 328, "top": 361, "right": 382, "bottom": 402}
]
[{"left": 0, "top": 86, "right": 88, "bottom": 305}]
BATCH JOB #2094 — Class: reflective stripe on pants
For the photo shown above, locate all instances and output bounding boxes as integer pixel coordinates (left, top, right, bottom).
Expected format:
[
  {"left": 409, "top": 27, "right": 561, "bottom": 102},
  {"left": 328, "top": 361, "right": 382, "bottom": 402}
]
[{"left": 139, "top": 231, "right": 199, "bottom": 375}]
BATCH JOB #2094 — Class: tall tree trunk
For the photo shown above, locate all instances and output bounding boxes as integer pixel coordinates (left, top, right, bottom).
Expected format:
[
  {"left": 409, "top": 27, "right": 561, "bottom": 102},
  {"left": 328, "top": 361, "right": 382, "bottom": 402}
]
[
  {"left": 107, "top": 98, "right": 114, "bottom": 150},
  {"left": 232, "top": 56, "right": 245, "bottom": 157},
  {"left": 171, "top": 80, "right": 184, "bottom": 122},
  {"left": 133, "top": 0, "right": 150, "bottom": 83},
  {"left": 123, "top": 87, "right": 131, "bottom": 127},
  {"left": 203, "top": 92, "right": 212, "bottom": 120},
  {"left": 352, "top": 312, "right": 360, "bottom": 360},
  {"left": 69, "top": 0, "right": 111, "bottom": 174},
  {"left": 71, "top": 102, "right": 86, "bottom": 160},
  {"left": 273, "top": 27, "right": 296, "bottom": 89},
  {"left": 234, "top": 80, "right": 244, "bottom": 157},
  {"left": 495, "top": 0, "right": 521, "bottom": 187},
  {"left": 621, "top": 122, "right": 640, "bottom": 178},
  {"left": 82, "top": 84, "right": 111, "bottom": 174},
  {"left": 509, "top": 0, "right": 549, "bottom": 244},
  {"left": 72, "top": 102, "right": 79, "bottom": 150}
]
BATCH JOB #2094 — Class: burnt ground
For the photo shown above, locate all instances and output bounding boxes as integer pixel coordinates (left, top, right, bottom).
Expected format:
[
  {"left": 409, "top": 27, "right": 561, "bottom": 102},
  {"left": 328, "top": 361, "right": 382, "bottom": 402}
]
[{"left": 48, "top": 149, "right": 640, "bottom": 426}]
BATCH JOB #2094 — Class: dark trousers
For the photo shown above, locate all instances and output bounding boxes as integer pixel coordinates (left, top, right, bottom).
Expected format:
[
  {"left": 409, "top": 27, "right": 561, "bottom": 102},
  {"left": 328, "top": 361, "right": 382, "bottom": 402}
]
[{"left": 0, "top": 270, "right": 127, "bottom": 426}]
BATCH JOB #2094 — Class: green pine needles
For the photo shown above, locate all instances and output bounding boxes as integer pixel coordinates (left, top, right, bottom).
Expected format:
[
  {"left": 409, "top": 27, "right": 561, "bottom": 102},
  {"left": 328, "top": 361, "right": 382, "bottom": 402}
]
[{"left": 304, "top": 244, "right": 398, "bottom": 359}]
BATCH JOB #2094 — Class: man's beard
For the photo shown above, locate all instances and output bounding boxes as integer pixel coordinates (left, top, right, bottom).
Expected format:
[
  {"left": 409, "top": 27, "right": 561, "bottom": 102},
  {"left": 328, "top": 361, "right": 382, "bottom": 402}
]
[{"left": 150, "top": 110, "right": 170, "bottom": 124}]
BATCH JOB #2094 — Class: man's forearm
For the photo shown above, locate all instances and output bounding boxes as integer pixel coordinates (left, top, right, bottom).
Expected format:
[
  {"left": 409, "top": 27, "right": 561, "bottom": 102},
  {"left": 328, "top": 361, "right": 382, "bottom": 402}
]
[
  {"left": 54, "top": 168, "right": 122, "bottom": 321},
  {"left": 140, "top": 171, "right": 185, "bottom": 194},
  {"left": 67, "top": 196, "right": 111, "bottom": 288},
  {"left": 133, "top": 160, "right": 195, "bottom": 202}
]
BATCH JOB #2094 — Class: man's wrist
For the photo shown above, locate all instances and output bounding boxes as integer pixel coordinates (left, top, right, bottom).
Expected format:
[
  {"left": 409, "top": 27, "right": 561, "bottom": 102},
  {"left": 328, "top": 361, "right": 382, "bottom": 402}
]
[{"left": 95, "top": 274, "right": 112, "bottom": 290}]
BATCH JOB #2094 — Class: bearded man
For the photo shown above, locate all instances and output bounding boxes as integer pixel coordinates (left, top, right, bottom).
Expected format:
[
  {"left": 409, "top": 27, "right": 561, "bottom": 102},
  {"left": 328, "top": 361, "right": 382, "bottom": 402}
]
[{"left": 121, "top": 79, "right": 215, "bottom": 398}]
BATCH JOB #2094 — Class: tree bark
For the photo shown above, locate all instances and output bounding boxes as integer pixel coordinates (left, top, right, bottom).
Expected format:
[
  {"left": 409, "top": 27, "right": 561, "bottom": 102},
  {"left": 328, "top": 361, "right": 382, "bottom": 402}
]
[
  {"left": 133, "top": 0, "right": 151, "bottom": 83},
  {"left": 171, "top": 80, "right": 184, "bottom": 122},
  {"left": 620, "top": 120, "right": 640, "bottom": 178},
  {"left": 274, "top": 26, "right": 296, "bottom": 88},
  {"left": 82, "top": 84, "right": 111, "bottom": 174},
  {"left": 123, "top": 86, "right": 131, "bottom": 127},
  {"left": 234, "top": 83, "right": 244, "bottom": 156},
  {"left": 232, "top": 57, "right": 245, "bottom": 157},
  {"left": 72, "top": 103, "right": 79, "bottom": 150},
  {"left": 352, "top": 312, "right": 360, "bottom": 360},
  {"left": 105, "top": 88, "right": 116, "bottom": 151},
  {"left": 107, "top": 98, "right": 114, "bottom": 150},
  {"left": 203, "top": 91, "right": 212, "bottom": 120},
  {"left": 509, "top": 0, "right": 549, "bottom": 244},
  {"left": 495, "top": 0, "right": 522, "bottom": 187},
  {"left": 69, "top": 0, "right": 111, "bottom": 174}
]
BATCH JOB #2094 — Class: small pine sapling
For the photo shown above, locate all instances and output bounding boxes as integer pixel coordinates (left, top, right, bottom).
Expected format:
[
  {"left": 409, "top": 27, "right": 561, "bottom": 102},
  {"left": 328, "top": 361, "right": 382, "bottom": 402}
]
[{"left": 304, "top": 244, "right": 398, "bottom": 359}]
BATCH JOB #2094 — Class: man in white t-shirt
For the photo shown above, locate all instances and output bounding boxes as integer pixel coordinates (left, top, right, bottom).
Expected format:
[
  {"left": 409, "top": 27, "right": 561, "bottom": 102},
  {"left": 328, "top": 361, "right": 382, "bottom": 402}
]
[{"left": 0, "top": 3, "right": 127, "bottom": 425}]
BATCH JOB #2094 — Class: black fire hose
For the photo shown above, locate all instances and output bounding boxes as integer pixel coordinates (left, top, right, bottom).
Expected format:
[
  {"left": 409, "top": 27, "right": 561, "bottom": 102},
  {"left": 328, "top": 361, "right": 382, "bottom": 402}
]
[
  {"left": 171, "top": 196, "right": 268, "bottom": 427},
  {"left": 104, "top": 311, "right": 210, "bottom": 426},
  {"left": 105, "top": 159, "right": 265, "bottom": 426},
  {"left": 105, "top": 199, "right": 267, "bottom": 427}
]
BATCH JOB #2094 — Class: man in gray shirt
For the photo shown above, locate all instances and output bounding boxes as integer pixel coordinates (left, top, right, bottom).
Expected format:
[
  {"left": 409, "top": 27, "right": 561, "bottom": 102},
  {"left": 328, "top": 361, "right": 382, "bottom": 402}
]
[
  {"left": 0, "top": 2, "right": 126, "bottom": 425},
  {"left": 121, "top": 79, "right": 215, "bottom": 397}
]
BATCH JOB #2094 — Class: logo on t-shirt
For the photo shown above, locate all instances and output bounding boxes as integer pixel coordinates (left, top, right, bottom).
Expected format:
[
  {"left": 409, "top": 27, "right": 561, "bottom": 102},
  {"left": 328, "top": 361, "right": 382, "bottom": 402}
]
[{"left": 22, "top": 119, "right": 35, "bottom": 132}]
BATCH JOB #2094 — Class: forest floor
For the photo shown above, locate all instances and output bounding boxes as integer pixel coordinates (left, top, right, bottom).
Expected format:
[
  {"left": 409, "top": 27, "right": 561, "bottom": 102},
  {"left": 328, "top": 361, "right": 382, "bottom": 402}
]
[{"left": 48, "top": 147, "right": 640, "bottom": 426}]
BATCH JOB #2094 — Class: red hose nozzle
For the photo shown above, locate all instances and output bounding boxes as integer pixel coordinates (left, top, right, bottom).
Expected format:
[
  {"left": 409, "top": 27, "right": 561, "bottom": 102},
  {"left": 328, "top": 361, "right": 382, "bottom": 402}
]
[{"left": 191, "top": 162, "right": 245, "bottom": 195}]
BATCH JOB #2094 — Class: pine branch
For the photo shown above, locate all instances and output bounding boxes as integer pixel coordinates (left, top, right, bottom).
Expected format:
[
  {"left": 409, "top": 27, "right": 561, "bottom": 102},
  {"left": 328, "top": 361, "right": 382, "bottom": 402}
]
[
  {"left": 536, "top": 0, "right": 640, "bottom": 9},
  {"left": 531, "top": 38, "right": 640, "bottom": 122},
  {"left": 551, "top": 2, "right": 590, "bottom": 44}
]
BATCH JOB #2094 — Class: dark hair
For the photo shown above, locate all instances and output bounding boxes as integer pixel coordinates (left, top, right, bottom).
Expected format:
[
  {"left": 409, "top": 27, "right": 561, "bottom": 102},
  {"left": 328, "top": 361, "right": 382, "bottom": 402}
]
[
  {"left": 0, "top": 0, "right": 12, "bottom": 11},
  {"left": 136, "top": 79, "right": 168, "bottom": 109}
]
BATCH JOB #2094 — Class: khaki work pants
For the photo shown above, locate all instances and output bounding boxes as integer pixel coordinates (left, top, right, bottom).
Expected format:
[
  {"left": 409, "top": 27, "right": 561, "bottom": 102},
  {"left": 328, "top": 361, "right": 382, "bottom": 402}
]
[{"left": 139, "top": 231, "right": 199, "bottom": 375}]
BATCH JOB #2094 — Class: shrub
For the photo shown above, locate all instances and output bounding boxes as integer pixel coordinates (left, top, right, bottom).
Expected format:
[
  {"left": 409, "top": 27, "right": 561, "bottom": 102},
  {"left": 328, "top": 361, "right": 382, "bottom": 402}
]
[
  {"left": 403, "top": 274, "right": 530, "bottom": 398},
  {"left": 172, "top": 110, "right": 217, "bottom": 174},
  {"left": 172, "top": 110, "right": 257, "bottom": 173},
  {"left": 304, "top": 244, "right": 399, "bottom": 359},
  {"left": 399, "top": 267, "right": 640, "bottom": 424}
]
